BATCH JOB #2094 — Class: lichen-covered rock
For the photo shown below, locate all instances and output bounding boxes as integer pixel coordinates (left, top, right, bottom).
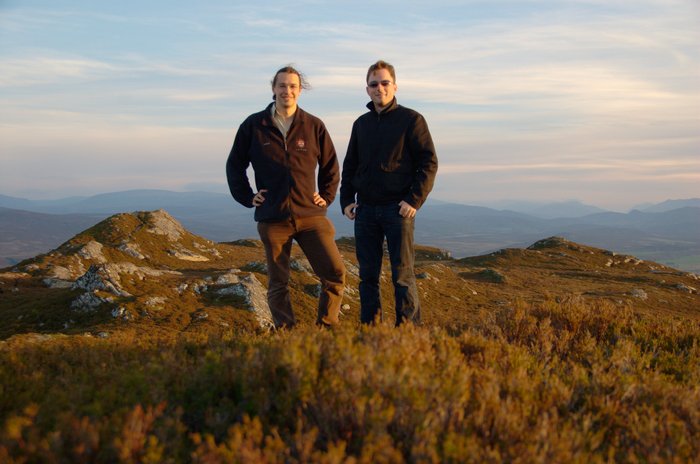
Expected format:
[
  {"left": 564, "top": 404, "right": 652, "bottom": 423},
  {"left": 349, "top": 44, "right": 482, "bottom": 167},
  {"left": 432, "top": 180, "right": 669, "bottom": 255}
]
[
  {"left": 47, "top": 265, "right": 73, "bottom": 280},
  {"left": 216, "top": 270, "right": 241, "bottom": 285},
  {"left": 71, "top": 292, "right": 113, "bottom": 312},
  {"left": 167, "top": 246, "right": 209, "bottom": 262},
  {"left": 290, "top": 258, "right": 312, "bottom": 273},
  {"left": 119, "top": 242, "right": 146, "bottom": 259},
  {"left": 78, "top": 241, "right": 107, "bottom": 263},
  {"left": 242, "top": 261, "right": 267, "bottom": 273},
  {"left": 73, "top": 264, "right": 131, "bottom": 297},
  {"left": 217, "top": 273, "right": 273, "bottom": 329},
  {"left": 143, "top": 210, "right": 185, "bottom": 241},
  {"left": 631, "top": 288, "right": 648, "bottom": 300},
  {"left": 676, "top": 283, "right": 697, "bottom": 294},
  {"left": 43, "top": 278, "right": 73, "bottom": 289},
  {"left": 111, "top": 306, "right": 133, "bottom": 320}
]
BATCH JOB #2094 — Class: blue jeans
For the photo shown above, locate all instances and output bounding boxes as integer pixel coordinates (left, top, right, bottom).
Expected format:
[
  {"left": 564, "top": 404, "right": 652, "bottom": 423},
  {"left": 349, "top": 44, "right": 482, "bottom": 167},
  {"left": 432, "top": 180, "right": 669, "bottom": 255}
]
[{"left": 354, "top": 203, "right": 420, "bottom": 325}]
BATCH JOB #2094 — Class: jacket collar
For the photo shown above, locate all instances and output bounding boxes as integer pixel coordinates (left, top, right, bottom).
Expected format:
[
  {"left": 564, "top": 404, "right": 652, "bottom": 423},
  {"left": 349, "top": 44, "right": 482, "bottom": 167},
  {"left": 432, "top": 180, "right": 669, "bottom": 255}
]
[
  {"left": 366, "top": 97, "right": 398, "bottom": 115},
  {"left": 262, "top": 101, "right": 306, "bottom": 127}
]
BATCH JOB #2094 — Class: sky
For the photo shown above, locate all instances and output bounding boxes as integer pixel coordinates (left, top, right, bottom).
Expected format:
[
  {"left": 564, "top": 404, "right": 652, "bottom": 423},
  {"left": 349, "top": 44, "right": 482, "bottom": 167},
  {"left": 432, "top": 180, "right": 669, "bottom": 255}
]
[{"left": 1, "top": 0, "right": 699, "bottom": 211}]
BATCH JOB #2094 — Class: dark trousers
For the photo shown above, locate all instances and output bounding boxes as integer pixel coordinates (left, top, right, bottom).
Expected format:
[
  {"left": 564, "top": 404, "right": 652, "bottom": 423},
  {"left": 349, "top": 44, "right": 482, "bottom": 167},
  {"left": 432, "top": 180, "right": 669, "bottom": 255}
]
[
  {"left": 258, "top": 215, "right": 345, "bottom": 328},
  {"left": 354, "top": 203, "right": 420, "bottom": 326}
]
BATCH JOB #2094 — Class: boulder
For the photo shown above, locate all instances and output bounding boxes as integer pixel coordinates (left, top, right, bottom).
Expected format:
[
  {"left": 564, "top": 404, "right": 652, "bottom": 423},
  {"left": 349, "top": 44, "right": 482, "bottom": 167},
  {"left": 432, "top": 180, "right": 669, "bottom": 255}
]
[{"left": 217, "top": 273, "right": 274, "bottom": 329}]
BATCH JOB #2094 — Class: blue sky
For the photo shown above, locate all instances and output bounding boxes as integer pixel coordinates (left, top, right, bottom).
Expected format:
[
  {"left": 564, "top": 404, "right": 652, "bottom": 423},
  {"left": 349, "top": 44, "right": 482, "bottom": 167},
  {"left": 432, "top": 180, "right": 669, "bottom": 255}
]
[{"left": 1, "top": 0, "right": 698, "bottom": 211}]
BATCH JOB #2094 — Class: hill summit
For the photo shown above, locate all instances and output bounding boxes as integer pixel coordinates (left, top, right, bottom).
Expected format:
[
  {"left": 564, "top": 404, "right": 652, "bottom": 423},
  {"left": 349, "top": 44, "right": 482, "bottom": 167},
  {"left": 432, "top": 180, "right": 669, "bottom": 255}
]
[{"left": 1, "top": 210, "right": 698, "bottom": 340}]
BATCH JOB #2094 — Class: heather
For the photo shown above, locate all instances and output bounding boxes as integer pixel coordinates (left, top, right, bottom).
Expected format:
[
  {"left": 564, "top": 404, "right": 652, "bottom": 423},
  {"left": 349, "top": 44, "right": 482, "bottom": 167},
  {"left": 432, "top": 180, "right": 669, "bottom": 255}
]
[{"left": 2, "top": 297, "right": 699, "bottom": 463}]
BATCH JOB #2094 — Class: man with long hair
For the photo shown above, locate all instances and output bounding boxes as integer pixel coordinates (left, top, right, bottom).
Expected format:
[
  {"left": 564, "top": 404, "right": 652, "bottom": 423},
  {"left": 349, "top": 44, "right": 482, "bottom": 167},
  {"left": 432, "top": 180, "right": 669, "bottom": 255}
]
[{"left": 227, "top": 66, "right": 345, "bottom": 328}]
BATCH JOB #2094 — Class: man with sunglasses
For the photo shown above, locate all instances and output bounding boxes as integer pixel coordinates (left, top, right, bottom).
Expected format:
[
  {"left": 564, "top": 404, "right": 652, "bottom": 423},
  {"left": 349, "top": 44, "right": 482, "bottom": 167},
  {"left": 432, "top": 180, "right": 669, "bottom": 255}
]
[
  {"left": 340, "top": 60, "right": 438, "bottom": 326},
  {"left": 227, "top": 66, "right": 345, "bottom": 329}
]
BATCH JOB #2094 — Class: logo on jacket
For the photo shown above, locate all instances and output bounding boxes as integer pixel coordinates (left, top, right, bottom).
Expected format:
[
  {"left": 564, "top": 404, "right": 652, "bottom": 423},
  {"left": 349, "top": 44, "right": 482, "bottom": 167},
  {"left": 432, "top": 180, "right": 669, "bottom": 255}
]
[{"left": 296, "top": 138, "right": 305, "bottom": 149}]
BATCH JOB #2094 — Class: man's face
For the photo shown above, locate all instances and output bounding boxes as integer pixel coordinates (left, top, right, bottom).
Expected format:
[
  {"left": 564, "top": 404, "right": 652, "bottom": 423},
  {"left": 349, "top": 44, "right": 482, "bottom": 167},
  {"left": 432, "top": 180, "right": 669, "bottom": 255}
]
[
  {"left": 366, "top": 69, "right": 396, "bottom": 109},
  {"left": 273, "top": 72, "right": 301, "bottom": 110}
]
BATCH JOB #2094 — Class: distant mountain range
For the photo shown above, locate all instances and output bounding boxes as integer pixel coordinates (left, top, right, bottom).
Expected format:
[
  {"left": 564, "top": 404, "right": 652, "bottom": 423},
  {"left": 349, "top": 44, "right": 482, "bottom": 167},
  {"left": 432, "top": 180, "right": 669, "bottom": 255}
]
[{"left": 1, "top": 190, "right": 698, "bottom": 272}]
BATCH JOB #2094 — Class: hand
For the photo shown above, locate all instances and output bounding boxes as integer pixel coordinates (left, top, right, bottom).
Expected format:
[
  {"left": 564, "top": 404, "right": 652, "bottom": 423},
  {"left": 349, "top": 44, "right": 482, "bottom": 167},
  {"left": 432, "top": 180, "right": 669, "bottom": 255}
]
[
  {"left": 398, "top": 200, "right": 416, "bottom": 218},
  {"left": 313, "top": 192, "right": 327, "bottom": 208},
  {"left": 344, "top": 203, "right": 358, "bottom": 220},
  {"left": 252, "top": 189, "right": 267, "bottom": 207}
]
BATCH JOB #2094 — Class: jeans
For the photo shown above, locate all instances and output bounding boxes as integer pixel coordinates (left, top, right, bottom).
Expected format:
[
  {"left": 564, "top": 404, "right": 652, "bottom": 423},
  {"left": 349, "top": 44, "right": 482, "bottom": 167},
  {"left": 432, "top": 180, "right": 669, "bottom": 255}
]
[
  {"left": 354, "top": 203, "right": 420, "bottom": 325},
  {"left": 258, "top": 216, "right": 345, "bottom": 328}
]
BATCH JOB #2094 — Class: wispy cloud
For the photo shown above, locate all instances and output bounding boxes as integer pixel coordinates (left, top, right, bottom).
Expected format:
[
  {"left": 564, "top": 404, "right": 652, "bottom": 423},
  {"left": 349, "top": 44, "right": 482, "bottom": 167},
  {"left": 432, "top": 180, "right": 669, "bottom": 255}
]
[{"left": 0, "top": 0, "right": 697, "bottom": 206}]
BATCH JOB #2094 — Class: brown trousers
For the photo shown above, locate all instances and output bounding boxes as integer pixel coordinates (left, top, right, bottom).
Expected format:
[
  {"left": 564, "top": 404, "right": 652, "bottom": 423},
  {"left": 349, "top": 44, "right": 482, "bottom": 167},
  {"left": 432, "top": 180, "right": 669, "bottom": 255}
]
[{"left": 257, "top": 215, "right": 345, "bottom": 328}]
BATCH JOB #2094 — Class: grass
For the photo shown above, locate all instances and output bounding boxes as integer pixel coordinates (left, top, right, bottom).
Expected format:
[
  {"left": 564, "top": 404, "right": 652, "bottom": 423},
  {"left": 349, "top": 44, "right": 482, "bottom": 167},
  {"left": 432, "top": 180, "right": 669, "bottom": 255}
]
[{"left": 1, "top": 297, "right": 699, "bottom": 463}]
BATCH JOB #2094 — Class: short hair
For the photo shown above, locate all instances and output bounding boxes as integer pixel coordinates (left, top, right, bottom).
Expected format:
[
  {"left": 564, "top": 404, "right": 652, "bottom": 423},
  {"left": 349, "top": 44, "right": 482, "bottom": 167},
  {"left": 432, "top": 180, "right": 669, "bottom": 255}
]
[
  {"left": 366, "top": 60, "right": 396, "bottom": 83},
  {"left": 271, "top": 65, "right": 310, "bottom": 100}
]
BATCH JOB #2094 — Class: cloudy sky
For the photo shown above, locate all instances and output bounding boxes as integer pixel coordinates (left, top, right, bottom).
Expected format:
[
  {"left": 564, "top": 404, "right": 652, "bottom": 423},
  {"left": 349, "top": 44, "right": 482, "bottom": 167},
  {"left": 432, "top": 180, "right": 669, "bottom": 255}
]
[{"left": 1, "top": 0, "right": 698, "bottom": 211}]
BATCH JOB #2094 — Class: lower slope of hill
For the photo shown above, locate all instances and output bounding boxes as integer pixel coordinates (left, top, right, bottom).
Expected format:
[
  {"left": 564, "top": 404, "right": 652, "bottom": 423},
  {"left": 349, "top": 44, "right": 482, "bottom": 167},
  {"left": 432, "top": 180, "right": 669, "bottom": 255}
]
[{"left": 1, "top": 210, "right": 698, "bottom": 340}]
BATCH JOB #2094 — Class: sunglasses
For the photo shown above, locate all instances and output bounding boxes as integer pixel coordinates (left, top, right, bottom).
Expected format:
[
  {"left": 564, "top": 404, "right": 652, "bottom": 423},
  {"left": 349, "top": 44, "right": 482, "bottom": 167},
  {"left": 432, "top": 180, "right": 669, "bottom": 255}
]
[{"left": 368, "top": 80, "right": 393, "bottom": 88}]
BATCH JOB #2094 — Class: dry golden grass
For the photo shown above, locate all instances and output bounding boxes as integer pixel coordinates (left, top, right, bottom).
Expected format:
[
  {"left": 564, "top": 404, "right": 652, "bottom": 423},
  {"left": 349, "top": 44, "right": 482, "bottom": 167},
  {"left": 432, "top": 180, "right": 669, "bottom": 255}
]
[{"left": 1, "top": 298, "right": 699, "bottom": 462}]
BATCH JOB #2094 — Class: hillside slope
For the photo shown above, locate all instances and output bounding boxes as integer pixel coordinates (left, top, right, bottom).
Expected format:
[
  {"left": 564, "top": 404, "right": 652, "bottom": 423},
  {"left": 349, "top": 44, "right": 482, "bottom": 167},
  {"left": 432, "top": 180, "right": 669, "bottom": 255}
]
[{"left": 1, "top": 210, "right": 698, "bottom": 340}]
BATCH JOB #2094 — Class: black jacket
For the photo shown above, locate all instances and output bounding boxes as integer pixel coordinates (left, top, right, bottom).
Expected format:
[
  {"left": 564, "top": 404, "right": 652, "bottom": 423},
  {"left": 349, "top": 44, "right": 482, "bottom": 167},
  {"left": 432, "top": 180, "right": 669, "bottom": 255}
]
[
  {"left": 340, "top": 99, "right": 437, "bottom": 211},
  {"left": 226, "top": 103, "right": 339, "bottom": 222}
]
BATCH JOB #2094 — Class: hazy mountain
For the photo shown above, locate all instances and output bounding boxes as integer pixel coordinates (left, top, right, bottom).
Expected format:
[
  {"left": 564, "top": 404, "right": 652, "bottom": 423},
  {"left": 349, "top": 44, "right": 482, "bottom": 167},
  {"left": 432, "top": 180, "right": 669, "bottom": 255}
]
[
  {"left": 637, "top": 198, "right": 700, "bottom": 213},
  {"left": 0, "top": 207, "right": 106, "bottom": 267},
  {"left": 475, "top": 199, "right": 609, "bottom": 218},
  {"left": 1, "top": 191, "right": 699, "bottom": 272}
]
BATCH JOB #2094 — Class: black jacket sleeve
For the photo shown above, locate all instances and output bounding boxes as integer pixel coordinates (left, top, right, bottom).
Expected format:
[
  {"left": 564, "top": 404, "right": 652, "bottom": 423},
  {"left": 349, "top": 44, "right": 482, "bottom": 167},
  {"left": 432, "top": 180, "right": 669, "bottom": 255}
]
[
  {"left": 225, "top": 120, "right": 255, "bottom": 208},
  {"left": 405, "top": 114, "right": 438, "bottom": 209},
  {"left": 317, "top": 123, "right": 340, "bottom": 205},
  {"left": 340, "top": 120, "right": 359, "bottom": 212}
]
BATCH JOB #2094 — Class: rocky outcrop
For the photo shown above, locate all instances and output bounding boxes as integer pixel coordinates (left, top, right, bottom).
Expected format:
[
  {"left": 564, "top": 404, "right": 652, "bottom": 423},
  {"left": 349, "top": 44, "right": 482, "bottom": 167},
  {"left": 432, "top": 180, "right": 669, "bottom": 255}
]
[
  {"left": 71, "top": 292, "right": 114, "bottom": 313},
  {"left": 70, "top": 263, "right": 181, "bottom": 312},
  {"left": 217, "top": 273, "right": 274, "bottom": 329},
  {"left": 73, "top": 264, "right": 132, "bottom": 298},
  {"left": 216, "top": 269, "right": 241, "bottom": 285},
  {"left": 167, "top": 246, "right": 209, "bottom": 262},
  {"left": 77, "top": 241, "right": 107, "bottom": 263},
  {"left": 144, "top": 210, "right": 185, "bottom": 241},
  {"left": 118, "top": 242, "right": 146, "bottom": 260}
]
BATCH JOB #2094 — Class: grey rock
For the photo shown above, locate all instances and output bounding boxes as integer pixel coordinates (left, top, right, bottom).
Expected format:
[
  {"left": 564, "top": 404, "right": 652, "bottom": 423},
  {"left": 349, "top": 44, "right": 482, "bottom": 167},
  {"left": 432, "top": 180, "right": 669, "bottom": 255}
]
[
  {"left": 217, "top": 273, "right": 274, "bottom": 329},
  {"left": 675, "top": 283, "right": 697, "bottom": 294},
  {"left": 243, "top": 261, "right": 267, "bottom": 273},
  {"left": 143, "top": 210, "right": 185, "bottom": 241},
  {"left": 48, "top": 265, "right": 73, "bottom": 280},
  {"left": 304, "top": 283, "right": 321, "bottom": 297},
  {"left": 167, "top": 246, "right": 209, "bottom": 262},
  {"left": 72, "top": 264, "right": 131, "bottom": 297},
  {"left": 111, "top": 306, "right": 133, "bottom": 320},
  {"left": 290, "top": 258, "right": 312, "bottom": 273},
  {"left": 78, "top": 241, "right": 107, "bottom": 263},
  {"left": 344, "top": 261, "right": 360, "bottom": 277},
  {"left": 71, "top": 292, "right": 113, "bottom": 312},
  {"left": 478, "top": 268, "right": 507, "bottom": 283},
  {"left": 43, "top": 278, "right": 73, "bottom": 289},
  {"left": 631, "top": 288, "right": 648, "bottom": 300},
  {"left": 216, "top": 270, "right": 241, "bottom": 285},
  {"left": 119, "top": 242, "right": 146, "bottom": 259}
]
